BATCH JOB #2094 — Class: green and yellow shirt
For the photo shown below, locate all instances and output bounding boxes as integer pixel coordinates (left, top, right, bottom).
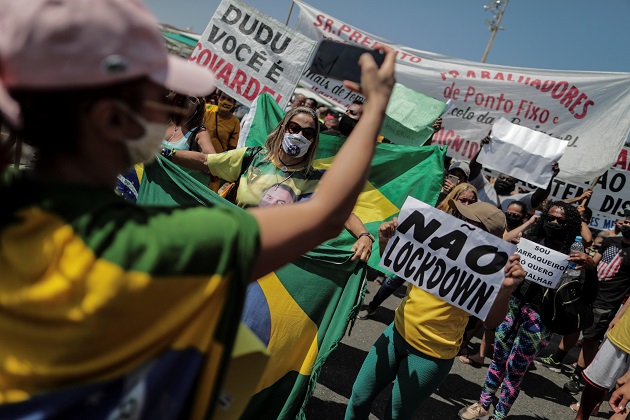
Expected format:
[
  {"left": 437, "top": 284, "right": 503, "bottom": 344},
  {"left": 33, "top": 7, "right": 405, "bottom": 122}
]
[
  {"left": 207, "top": 147, "right": 325, "bottom": 208},
  {"left": 0, "top": 169, "right": 259, "bottom": 419}
]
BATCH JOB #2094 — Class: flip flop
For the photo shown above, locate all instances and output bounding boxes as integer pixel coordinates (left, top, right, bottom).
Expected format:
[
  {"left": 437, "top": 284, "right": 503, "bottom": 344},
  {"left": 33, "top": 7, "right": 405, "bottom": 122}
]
[{"left": 459, "top": 355, "right": 484, "bottom": 368}]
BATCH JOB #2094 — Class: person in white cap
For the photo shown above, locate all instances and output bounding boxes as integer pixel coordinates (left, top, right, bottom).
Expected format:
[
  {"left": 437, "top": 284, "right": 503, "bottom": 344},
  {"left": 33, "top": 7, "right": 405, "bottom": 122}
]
[{"left": 0, "top": 0, "right": 396, "bottom": 417}]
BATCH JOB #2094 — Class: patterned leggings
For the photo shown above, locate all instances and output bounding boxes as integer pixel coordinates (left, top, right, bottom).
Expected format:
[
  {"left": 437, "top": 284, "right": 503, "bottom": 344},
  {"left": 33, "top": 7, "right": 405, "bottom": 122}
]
[{"left": 478, "top": 297, "right": 552, "bottom": 419}]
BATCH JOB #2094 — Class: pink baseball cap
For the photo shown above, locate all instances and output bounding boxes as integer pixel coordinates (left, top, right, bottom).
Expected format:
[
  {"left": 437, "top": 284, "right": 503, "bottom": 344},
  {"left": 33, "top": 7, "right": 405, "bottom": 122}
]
[{"left": 0, "top": 0, "right": 215, "bottom": 127}]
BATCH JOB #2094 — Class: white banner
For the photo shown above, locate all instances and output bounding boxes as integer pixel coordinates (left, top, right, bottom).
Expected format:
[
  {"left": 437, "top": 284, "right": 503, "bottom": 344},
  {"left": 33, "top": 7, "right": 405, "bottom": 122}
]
[
  {"left": 588, "top": 166, "right": 630, "bottom": 226},
  {"left": 481, "top": 145, "right": 630, "bottom": 230},
  {"left": 379, "top": 197, "right": 516, "bottom": 321},
  {"left": 191, "top": 0, "right": 316, "bottom": 109},
  {"left": 293, "top": 0, "right": 630, "bottom": 184},
  {"left": 515, "top": 239, "right": 568, "bottom": 289},
  {"left": 478, "top": 117, "right": 568, "bottom": 188}
]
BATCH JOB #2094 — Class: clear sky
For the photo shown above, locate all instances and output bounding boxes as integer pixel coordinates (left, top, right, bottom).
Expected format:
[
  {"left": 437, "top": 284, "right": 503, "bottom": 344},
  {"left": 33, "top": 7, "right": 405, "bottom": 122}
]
[{"left": 145, "top": 0, "right": 630, "bottom": 73}]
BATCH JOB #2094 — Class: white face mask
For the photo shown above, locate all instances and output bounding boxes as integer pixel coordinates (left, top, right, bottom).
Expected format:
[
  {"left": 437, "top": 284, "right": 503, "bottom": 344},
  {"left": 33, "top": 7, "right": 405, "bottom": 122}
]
[
  {"left": 116, "top": 102, "right": 168, "bottom": 165},
  {"left": 281, "top": 132, "right": 312, "bottom": 158}
]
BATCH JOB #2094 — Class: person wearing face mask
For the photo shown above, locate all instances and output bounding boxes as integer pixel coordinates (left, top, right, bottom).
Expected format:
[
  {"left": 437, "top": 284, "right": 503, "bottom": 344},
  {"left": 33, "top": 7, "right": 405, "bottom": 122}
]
[
  {"left": 468, "top": 133, "right": 560, "bottom": 212},
  {"left": 349, "top": 202, "right": 527, "bottom": 420},
  {"left": 609, "top": 218, "right": 626, "bottom": 237},
  {"left": 171, "top": 106, "right": 377, "bottom": 264},
  {"left": 360, "top": 183, "right": 480, "bottom": 321},
  {"left": 561, "top": 210, "right": 630, "bottom": 403},
  {"left": 460, "top": 201, "right": 596, "bottom": 420},
  {"left": 323, "top": 100, "right": 364, "bottom": 137},
  {"left": 203, "top": 91, "right": 240, "bottom": 154},
  {"left": 202, "top": 91, "right": 240, "bottom": 192},
  {"left": 501, "top": 201, "right": 541, "bottom": 244},
  {"left": 0, "top": 0, "right": 398, "bottom": 416}
]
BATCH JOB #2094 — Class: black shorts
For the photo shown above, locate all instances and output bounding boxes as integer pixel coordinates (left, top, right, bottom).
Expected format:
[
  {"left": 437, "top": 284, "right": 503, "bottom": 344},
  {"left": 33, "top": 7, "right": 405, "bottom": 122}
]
[{"left": 582, "top": 307, "right": 616, "bottom": 341}]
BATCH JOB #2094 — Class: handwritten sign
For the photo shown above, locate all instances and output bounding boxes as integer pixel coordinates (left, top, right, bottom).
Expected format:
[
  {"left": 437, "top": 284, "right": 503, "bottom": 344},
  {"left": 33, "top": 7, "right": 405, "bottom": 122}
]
[
  {"left": 192, "top": 0, "right": 316, "bottom": 108},
  {"left": 515, "top": 239, "right": 569, "bottom": 289},
  {"left": 379, "top": 197, "right": 516, "bottom": 321}
]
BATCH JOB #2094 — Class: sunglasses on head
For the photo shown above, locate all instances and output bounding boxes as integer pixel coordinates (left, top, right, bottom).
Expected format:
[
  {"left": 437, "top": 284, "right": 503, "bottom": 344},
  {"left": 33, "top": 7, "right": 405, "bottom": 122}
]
[
  {"left": 546, "top": 215, "right": 567, "bottom": 224},
  {"left": 286, "top": 121, "right": 317, "bottom": 140}
]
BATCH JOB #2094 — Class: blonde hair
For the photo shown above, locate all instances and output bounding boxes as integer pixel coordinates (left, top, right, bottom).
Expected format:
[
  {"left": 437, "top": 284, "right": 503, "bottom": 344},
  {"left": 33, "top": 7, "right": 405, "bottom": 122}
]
[
  {"left": 436, "top": 183, "right": 479, "bottom": 213},
  {"left": 265, "top": 106, "right": 320, "bottom": 174}
]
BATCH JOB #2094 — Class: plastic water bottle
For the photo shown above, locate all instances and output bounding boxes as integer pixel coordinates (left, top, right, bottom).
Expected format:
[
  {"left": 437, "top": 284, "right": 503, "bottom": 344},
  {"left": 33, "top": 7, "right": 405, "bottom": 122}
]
[{"left": 567, "top": 235, "right": 584, "bottom": 276}]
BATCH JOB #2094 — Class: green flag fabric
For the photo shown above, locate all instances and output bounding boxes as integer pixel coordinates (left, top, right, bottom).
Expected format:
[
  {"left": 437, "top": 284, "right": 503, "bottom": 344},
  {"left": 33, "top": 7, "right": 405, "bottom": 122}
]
[
  {"left": 136, "top": 157, "right": 367, "bottom": 419},
  {"left": 380, "top": 83, "right": 447, "bottom": 146},
  {"left": 135, "top": 94, "right": 446, "bottom": 418},
  {"left": 245, "top": 93, "right": 447, "bottom": 271},
  {"left": 239, "top": 246, "right": 366, "bottom": 419}
]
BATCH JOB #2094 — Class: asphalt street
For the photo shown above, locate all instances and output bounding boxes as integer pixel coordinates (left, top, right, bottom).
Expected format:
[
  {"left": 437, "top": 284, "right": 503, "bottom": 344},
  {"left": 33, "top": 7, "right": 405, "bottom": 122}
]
[{"left": 305, "top": 279, "right": 615, "bottom": 420}]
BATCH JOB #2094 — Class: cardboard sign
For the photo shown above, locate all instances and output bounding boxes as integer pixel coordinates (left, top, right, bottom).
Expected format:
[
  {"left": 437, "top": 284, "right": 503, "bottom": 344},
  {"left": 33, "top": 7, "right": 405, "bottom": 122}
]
[
  {"left": 379, "top": 197, "right": 516, "bottom": 321},
  {"left": 192, "top": 0, "right": 316, "bottom": 108},
  {"left": 380, "top": 83, "right": 447, "bottom": 146},
  {"left": 515, "top": 239, "right": 568, "bottom": 289},
  {"left": 478, "top": 117, "right": 568, "bottom": 189}
]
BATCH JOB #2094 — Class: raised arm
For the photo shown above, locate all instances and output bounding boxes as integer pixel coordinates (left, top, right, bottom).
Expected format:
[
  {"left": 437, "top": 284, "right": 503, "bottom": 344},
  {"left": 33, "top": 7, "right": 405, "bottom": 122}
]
[
  {"left": 502, "top": 215, "right": 539, "bottom": 243},
  {"left": 483, "top": 254, "right": 526, "bottom": 328},
  {"left": 530, "top": 162, "right": 560, "bottom": 209},
  {"left": 468, "top": 131, "right": 491, "bottom": 181},
  {"left": 249, "top": 48, "right": 396, "bottom": 279}
]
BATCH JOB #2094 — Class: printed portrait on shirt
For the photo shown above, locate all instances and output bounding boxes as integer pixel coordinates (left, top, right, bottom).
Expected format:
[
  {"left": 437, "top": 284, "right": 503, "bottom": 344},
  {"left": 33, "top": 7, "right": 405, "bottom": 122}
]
[{"left": 259, "top": 183, "right": 298, "bottom": 207}]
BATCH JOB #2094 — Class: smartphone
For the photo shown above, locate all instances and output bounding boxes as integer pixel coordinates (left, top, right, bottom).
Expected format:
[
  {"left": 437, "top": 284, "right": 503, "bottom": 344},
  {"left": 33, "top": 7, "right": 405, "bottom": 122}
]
[
  {"left": 447, "top": 174, "right": 460, "bottom": 186},
  {"left": 309, "top": 39, "right": 386, "bottom": 84}
]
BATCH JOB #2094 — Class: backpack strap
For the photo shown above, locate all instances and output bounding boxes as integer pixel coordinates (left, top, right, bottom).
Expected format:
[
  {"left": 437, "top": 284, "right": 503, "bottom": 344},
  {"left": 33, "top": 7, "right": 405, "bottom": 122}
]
[
  {"left": 239, "top": 146, "right": 262, "bottom": 177},
  {"left": 224, "top": 146, "right": 263, "bottom": 204},
  {"left": 188, "top": 126, "right": 205, "bottom": 151}
]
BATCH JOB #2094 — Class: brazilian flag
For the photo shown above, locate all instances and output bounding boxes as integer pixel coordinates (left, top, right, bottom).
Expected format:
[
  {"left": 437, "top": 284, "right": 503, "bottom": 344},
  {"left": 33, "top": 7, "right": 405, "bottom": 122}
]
[
  {"left": 243, "top": 93, "right": 446, "bottom": 270},
  {"left": 135, "top": 94, "right": 445, "bottom": 419}
]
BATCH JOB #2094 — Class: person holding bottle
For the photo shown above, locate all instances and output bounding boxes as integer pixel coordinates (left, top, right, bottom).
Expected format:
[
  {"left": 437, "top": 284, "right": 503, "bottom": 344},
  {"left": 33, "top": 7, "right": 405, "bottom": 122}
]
[{"left": 460, "top": 201, "right": 596, "bottom": 420}]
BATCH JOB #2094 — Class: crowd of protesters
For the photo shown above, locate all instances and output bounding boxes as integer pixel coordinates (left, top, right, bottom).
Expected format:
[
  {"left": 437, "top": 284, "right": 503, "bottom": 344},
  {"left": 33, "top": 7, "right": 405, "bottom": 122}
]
[{"left": 1, "top": 1, "right": 629, "bottom": 420}]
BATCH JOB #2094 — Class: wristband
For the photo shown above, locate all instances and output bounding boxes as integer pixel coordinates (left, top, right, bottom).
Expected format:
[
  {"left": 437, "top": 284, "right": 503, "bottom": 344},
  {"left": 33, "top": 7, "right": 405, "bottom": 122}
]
[
  {"left": 161, "top": 147, "right": 176, "bottom": 160},
  {"left": 359, "top": 232, "right": 375, "bottom": 243}
]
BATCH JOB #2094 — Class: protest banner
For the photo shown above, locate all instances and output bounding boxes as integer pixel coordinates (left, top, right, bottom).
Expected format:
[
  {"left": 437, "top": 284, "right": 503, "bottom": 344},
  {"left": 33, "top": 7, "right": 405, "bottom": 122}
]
[
  {"left": 480, "top": 145, "right": 630, "bottom": 230},
  {"left": 587, "top": 166, "right": 630, "bottom": 228},
  {"left": 515, "top": 239, "right": 568, "bottom": 289},
  {"left": 191, "top": 0, "right": 316, "bottom": 108},
  {"left": 380, "top": 83, "right": 447, "bottom": 146},
  {"left": 478, "top": 117, "right": 568, "bottom": 188},
  {"left": 293, "top": 0, "right": 630, "bottom": 184},
  {"left": 379, "top": 197, "right": 516, "bottom": 321}
]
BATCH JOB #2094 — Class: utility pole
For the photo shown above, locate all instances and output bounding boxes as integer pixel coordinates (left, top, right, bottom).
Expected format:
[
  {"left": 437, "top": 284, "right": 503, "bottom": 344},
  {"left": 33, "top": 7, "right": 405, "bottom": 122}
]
[
  {"left": 285, "top": 1, "right": 295, "bottom": 25},
  {"left": 480, "top": 0, "right": 509, "bottom": 63}
]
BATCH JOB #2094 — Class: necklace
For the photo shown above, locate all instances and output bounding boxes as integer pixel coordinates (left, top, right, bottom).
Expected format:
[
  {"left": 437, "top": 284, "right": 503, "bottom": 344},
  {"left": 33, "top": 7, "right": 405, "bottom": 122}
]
[
  {"left": 166, "top": 125, "right": 181, "bottom": 142},
  {"left": 279, "top": 156, "right": 305, "bottom": 172},
  {"left": 274, "top": 169, "right": 295, "bottom": 190}
]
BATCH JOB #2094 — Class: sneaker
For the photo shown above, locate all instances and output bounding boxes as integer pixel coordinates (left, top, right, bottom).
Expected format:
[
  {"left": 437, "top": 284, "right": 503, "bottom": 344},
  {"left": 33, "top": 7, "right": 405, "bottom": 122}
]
[
  {"left": 537, "top": 355, "right": 562, "bottom": 373},
  {"left": 563, "top": 374, "right": 583, "bottom": 395},
  {"left": 358, "top": 307, "right": 376, "bottom": 320},
  {"left": 458, "top": 402, "right": 492, "bottom": 420}
]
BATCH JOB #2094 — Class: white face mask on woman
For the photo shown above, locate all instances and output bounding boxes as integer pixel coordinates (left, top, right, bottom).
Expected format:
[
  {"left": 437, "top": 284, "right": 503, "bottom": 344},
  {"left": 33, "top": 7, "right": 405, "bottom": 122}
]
[
  {"left": 281, "top": 132, "right": 312, "bottom": 158},
  {"left": 116, "top": 101, "right": 168, "bottom": 165}
]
